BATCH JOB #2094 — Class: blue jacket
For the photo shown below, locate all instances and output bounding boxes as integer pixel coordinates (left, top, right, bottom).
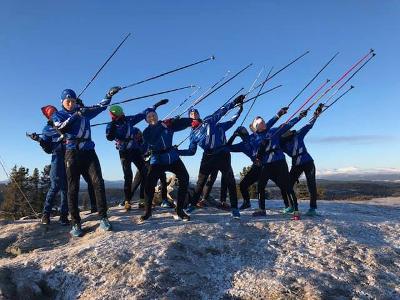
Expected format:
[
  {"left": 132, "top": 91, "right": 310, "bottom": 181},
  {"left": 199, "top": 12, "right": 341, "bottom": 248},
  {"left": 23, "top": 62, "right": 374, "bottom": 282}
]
[
  {"left": 52, "top": 98, "right": 110, "bottom": 150},
  {"left": 178, "top": 101, "right": 240, "bottom": 156},
  {"left": 39, "top": 122, "right": 64, "bottom": 155},
  {"left": 228, "top": 115, "right": 280, "bottom": 162},
  {"left": 258, "top": 116, "right": 302, "bottom": 164},
  {"left": 281, "top": 117, "right": 316, "bottom": 166},
  {"left": 143, "top": 117, "right": 192, "bottom": 165},
  {"left": 106, "top": 110, "right": 147, "bottom": 151}
]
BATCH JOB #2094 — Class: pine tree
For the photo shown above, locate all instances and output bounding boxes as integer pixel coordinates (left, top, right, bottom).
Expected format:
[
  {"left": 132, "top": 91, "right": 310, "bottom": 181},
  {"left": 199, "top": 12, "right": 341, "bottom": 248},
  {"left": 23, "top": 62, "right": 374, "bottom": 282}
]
[{"left": 238, "top": 166, "right": 257, "bottom": 199}]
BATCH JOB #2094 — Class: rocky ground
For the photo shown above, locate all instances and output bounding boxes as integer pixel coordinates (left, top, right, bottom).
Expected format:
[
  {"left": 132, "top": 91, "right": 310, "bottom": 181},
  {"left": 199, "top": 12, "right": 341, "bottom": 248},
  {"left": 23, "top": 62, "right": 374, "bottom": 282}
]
[{"left": 0, "top": 198, "right": 399, "bottom": 299}]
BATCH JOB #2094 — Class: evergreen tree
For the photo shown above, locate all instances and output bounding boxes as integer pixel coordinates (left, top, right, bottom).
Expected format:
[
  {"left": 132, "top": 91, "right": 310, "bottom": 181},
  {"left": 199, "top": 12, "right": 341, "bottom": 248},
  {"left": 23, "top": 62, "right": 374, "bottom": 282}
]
[{"left": 238, "top": 166, "right": 258, "bottom": 199}]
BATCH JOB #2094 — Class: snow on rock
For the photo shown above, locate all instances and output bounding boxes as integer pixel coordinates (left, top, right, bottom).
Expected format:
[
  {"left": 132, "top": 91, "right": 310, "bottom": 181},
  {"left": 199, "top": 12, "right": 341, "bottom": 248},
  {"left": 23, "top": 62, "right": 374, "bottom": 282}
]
[{"left": 0, "top": 198, "right": 400, "bottom": 299}]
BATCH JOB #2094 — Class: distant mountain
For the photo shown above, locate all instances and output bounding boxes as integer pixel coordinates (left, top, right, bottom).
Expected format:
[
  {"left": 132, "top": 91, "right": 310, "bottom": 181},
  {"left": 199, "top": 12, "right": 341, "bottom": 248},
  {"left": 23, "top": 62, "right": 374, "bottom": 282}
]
[{"left": 317, "top": 167, "right": 400, "bottom": 181}]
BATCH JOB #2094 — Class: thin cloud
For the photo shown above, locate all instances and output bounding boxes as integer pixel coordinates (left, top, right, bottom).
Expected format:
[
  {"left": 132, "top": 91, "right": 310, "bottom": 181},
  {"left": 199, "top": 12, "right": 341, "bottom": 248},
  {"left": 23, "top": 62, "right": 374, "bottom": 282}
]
[{"left": 308, "top": 135, "right": 394, "bottom": 144}]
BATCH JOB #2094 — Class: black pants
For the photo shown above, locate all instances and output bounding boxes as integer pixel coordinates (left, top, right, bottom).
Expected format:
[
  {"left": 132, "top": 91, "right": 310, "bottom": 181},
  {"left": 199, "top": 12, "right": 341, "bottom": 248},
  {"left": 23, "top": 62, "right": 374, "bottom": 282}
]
[
  {"left": 131, "top": 162, "right": 168, "bottom": 200},
  {"left": 240, "top": 164, "right": 261, "bottom": 203},
  {"left": 258, "top": 159, "right": 298, "bottom": 211},
  {"left": 81, "top": 171, "right": 96, "bottom": 210},
  {"left": 192, "top": 151, "right": 238, "bottom": 209},
  {"left": 65, "top": 149, "right": 107, "bottom": 225},
  {"left": 289, "top": 160, "right": 317, "bottom": 209},
  {"left": 144, "top": 159, "right": 189, "bottom": 216},
  {"left": 202, "top": 170, "right": 228, "bottom": 202},
  {"left": 119, "top": 149, "right": 147, "bottom": 202}
]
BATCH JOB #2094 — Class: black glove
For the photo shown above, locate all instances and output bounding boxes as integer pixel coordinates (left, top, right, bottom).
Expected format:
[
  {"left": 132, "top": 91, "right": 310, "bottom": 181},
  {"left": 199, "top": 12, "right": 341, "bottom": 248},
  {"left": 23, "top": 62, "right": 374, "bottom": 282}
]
[
  {"left": 315, "top": 103, "right": 324, "bottom": 116},
  {"left": 235, "top": 126, "right": 248, "bottom": 138},
  {"left": 299, "top": 110, "right": 308, "bottom": 118},
  {"left": 233, "top": 94, "right": 245, "bottom": 105},
  {"left": 76, "top": 98, "right": 84, "bottom": 107},
  {"left": 78, "top": 107, "right": 90, "bottom": 116},
  {"left": 106, "top": 86, "right": 122, "bottom": 99},
  {"left": 154, "top": 99, "right": 169, "bottom": 109},
  {"left": 277, "top": 107, "right": 289, "bottom": 117},
  {"left": 29, "top": 132, "right": 40, "bottom": 141},
  {"left": 238, "top": 104, "right": 244, "bottom": 114}
]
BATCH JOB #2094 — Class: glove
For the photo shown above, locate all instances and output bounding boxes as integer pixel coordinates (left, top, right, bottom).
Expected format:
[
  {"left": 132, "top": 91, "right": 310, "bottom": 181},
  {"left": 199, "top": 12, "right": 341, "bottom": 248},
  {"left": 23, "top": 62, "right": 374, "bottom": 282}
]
[
  {"left": 99, "top": 98, "right": 111, "bottom": 106},
  {"left": 233, "top": 94, "right": 245, "bottom": 105},
  {"left": 238, "top": 104, "right": 244, "bottom": 114},
  {"left": 277, "top": 107, "right": 289, "bottom": 117},
  {"left": 78, "top": 107, "right": 90, "bottom": 116},
  {"left": 191, "top": 119, "right": 202, "bottom": 128},
  {"left": 76, "top": 98, "right": 84, "bottom": 108},
  {"left": 315, "top": 103, "right": 324, "bottom": 116},
  {"left": 29, "top": 132, "right": 40, "bottom": 142},
  {"left": 106, "top": 86, "right": 122, "bottom": 99},
  {"left": 154, "top": 99, "right": 169, "bottom": 109},
  {"left": 235, "top": 126, "right": 248, "bottom": 138},
  {"left": 163, "top": 118, "right": 173, "bottom": 128},
  {"left": 299, "top": 110, "right": 308, "bottom": 118}
]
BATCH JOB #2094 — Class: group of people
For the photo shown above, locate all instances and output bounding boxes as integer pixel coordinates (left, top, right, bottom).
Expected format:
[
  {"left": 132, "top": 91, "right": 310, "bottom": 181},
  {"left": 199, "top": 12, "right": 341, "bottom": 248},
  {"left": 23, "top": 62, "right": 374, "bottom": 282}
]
[{"left": 29, "top": 86, "right": 322, "bottom": 237}]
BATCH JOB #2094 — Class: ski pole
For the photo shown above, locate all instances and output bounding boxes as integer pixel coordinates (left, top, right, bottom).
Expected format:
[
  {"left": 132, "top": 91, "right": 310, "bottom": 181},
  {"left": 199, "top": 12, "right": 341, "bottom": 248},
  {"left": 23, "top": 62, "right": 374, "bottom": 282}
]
[
  {"left": 237, "top": 84, "right": 283, "bottom": 107},
  {"left": 176, "top": 87, "right": 244, "bottom": 147},
  {"left": 248, "top": 51, "right": 310, "bottom": 94},
  {"left": 177, "top": 71, "right": 231, "bottom": 117},
  {"left": 304, "top": 49, "right": 374, "bottom": 112},
  {"left": 163, "top": 86, "right": 201, "bottom": 119},
  {"left": 283, "top": 79, "right": 330, "bottom": 125},
  {"left": 323, "top": 85, "right": 355, "bottom": 111},
  {"left": 240, "top": 66, "right": 274, "bottom": 126},
  {"left": 121, "top": 56, "right": 215, "bottom": 90},
  {"left": 246, "top": 66, "right": 265, "bottom": 95},
  {"left": 78, "top": 33, "right": 131, "bottom": 98},
  {"left": 286, "top": 52, "right": 339, "bottom": 107},
  {"left": 178, "top": 63, "right": 253, "bottom": 117},
  {"left": 91, "top": 85, "right": 195, "bottom": 127}
]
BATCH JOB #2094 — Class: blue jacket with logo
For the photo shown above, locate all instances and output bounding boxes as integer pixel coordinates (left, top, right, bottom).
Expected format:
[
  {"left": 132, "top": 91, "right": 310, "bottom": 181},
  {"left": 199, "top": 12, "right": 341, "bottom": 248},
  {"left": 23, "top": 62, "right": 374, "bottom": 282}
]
[
  {"left": 105, "top": 109, "right": 148, "bottom": 151},
  {"left": 39, "top": 122, "right": 65, "bottom": 154},
  {"left": 143, "top": 117, "right": 192, "bottom": 165},
  {"left": 178, "top": 101, "right": 240, "bottom": 156},
  {"left": 52, "top": 98, "right": 111, "bottom": 150},
  {"left": 258, "top": 116, "right": 302, "bottom": 164},
  {"left": 281, "top": 117, "right": 317, "bottom": 166},
  {"left": 228, "top": 115, "right": 280, "bottom": 162}
]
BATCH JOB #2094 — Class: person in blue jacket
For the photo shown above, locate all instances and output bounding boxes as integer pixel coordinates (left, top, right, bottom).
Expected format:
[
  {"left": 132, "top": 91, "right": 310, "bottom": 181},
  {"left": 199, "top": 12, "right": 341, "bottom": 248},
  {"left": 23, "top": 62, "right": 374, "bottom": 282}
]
[
  {"left": 227, "top": 107, "right": 289, "bottom": 210},
  {"left": 178, "top": 95, "right": 244, "bottom": 219},
  {"left": 255, "top": 110, "right": 308, "bottom": 220},
  {"left": 280, "top": 107, "right": 322, "bottom": 216},
  {"left": 28, "top": 105, "right": 69, "bottom": 226},
  {"left": 105, "top": 99, "right": 168, "bottom": 211},
  {"left": 52, "top": 87, "right": 120, "bottom": 237},
  {"left": 140, "top": 108, "right": 193, "bottom": 223}
]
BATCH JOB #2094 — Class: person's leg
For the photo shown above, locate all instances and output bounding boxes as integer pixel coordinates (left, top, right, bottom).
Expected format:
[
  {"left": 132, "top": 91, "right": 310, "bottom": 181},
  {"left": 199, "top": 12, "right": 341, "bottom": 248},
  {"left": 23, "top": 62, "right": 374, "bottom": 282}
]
[
  {"left": 86, "top": 150, "right": 108, "bottom": 220},
  {"left": 119, "top": 150, "right": 133, "bottom": 204},
  {"left": 81, "top": 170, "right": 97, "bottom": 212},
  {"left": 190, "top": 153, "right": 214, "bottom": 207},
  {"left": 142, "top": 164, "right": 162, "bottom": 220},
  {"left": 239, "top": 164, "right": 261, "bottom": 209},
  {"left": 255, "top": 165, "right": 271, "bottom": 216},
  {"left": 274, "top": 160, "right": 299, "bottom": 218},
  {"left": 65, "top": 150, "right": 81, "bottom": 226},
  {"left": 220, "top": 171, "right": 228, "bottom": 203},
  {"left": 167, "top": 159, "right": 190, "bottom": 219},
  {"left": 219, "top": 152, "right": 238, "bottom": 210},
  {"left": 42, "top": 155, "right": 60, "bottom": 222},
  {"left": 131, "top": 149, "right": 148, "bottom": 201},
  {"left": 58, "top": 154, "right": 69, "bottom": 222},
  {"left": 202, "top": 169, "right": 218, "bottom": 203},
  {"left": 159, "top": 172, "right": 174, "bottom": 207},
  {"left": 303, "top": 161, "right": 317, "bottom": 210}
]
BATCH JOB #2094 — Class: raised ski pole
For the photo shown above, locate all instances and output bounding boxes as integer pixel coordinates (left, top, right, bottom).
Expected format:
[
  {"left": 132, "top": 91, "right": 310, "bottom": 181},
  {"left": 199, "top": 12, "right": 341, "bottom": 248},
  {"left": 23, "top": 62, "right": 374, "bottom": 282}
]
[
  {"left": 91, "top": 85, "right": 195, "bottom": 127},
  {"left": 322, "top": 85, "right": 355, "bottom": 112},
  {"left": 121, "top": 56, "right": 215, "bottom": 90},
  {"left": 78, "top": 33, "right": 131, "bottom": 98},
  {"left": 176, "top": 71, "right": 231, "bottom": 117},
  {"left": 163, "top": 87, "right": 202, "bottom": 119},
  {"left": 304, "top": 49, "right": 375, "bottom": 112},
  {"left": 248, "top": 51, "right": 310, "bottom": 94},
  {"left": 176, "top": 87, "right": 244, "bottom": 147},
  {"left": 239, "top": 85, "right": 283, "bottom": 106},
  {"left": 286, "top": 52, "right": 339, "bottom": 107},
  {"left": 178, "top": 63, "right": 253, "bottom": 117},
  {"left": 240, "top": 66, "right": 274, "bottom": 126},
  {"left": 283, "top": 79, "right": 330, "bottom": 125}
]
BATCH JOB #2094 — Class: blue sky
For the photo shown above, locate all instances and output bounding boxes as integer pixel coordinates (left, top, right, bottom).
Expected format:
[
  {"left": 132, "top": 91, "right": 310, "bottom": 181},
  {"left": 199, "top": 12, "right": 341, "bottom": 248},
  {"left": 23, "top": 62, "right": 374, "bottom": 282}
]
[{"left": 0, "top": 0, "right": 399, "bottom": 181}]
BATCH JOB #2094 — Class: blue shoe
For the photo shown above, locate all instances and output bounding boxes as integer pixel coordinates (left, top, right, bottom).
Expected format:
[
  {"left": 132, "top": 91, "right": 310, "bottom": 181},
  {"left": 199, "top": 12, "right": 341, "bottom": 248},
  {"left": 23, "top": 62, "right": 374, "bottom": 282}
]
[
  {"left": 231, "top": 208, "right": 241, "bottom": 219},
  {"left": 161, "top": 199, "right": 174, "bottom": 208},
  {"left": 283, "top": 207, "right": 294, "bottom": 214},
  {"left": 305, "top": 208, "right": 317, "bottom": 216},
  {"left": 185, "top": 204, "right": 196, "bottom": 215},
  {"left": 70, "top": 224, "right": 84, "bottom": 237},
  {"left": 99, "top": 217, "right": 112, "bottom": 231}
]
